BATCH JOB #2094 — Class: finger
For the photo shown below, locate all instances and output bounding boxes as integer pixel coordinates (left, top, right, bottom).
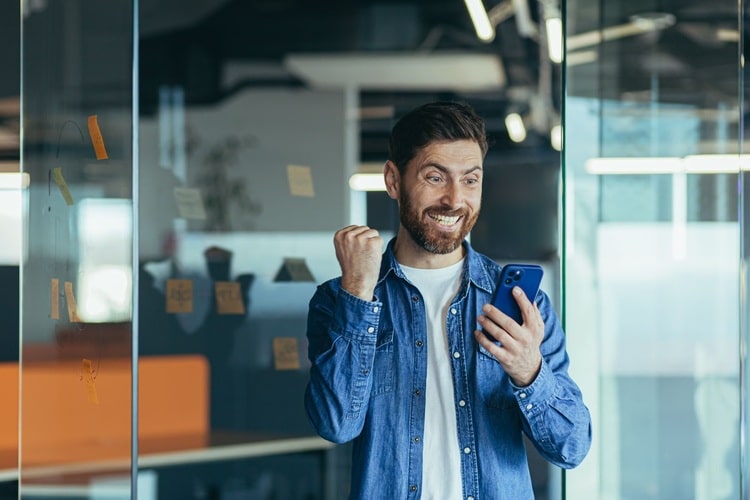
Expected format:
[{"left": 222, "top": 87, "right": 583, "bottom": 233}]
[
  {"left": 513, "top": 287, "right": 539, "bottom": 327},
  {"left": 473, "top": 329, "right": 506, "bottom": 360},
  {"left": 477, "top": 315, "right": 515, "bottom": 346},
  {"left": 481, "top": 303, "right": 521, "bottom": 335}
]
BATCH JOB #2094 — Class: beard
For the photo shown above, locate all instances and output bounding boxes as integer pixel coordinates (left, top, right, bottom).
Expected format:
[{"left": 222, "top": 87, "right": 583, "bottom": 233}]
[{"left": 398, "top": 189, "right": 479, "bottom": 254}]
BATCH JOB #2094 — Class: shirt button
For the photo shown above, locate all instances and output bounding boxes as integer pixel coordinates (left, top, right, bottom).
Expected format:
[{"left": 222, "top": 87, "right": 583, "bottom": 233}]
[
  {"left": 412, "top": 295, "right": 419, "bottom": 302},
  {"left": 373, "top": 306, "right": 379, "bottom": 313},
  {"left": 414, "top": 389, "right": 421, "bottom": 396},
  {"left": 526, "top": 403, "right": 533, "bottom": 410},
  {"left": 458, "top": 400, "right": 466, "bottom": 407},
  {"left": 450, "top": 308, "right": 457, "bottom": 315},
  {"left": 519, "top": 392, "right": 527, "bottom": 399},
  {"left": 410, "top": 485, "right": 418, "bottom": 492},
  {"left": 414, "top": 436, "right": 421, "bottom": 443},
  {"left": 367, "top": 326, "right": 375, "bottom": 334},
  {"left": 463, "top": 447, "right": 471, "bottom": 454},
  {"left": 453, "top": 351, "right": 461, "bottom": 359},
  {"left": 415, "top": 340, "right": 423, "bottom": 347}
]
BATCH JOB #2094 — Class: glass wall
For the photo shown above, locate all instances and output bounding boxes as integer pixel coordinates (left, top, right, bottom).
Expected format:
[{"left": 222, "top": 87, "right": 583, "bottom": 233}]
[
  {"left": 13, "top": 1, "right": 571, "bottom": 499},
  {"left": 564, "top": 0, "right": 744, "bottom": 498},
  {"left": 19, "top": 0, "right": 136, "bottom": 498}
]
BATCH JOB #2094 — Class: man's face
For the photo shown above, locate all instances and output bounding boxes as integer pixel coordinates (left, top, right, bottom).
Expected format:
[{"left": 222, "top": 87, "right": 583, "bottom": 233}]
[{"left": 392, "top": 140, "right": 483, "bottom": 255}]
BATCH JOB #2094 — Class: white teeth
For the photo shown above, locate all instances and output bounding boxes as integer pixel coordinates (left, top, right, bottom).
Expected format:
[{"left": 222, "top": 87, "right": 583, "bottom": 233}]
[{"left": 431, "top": 214, "right": 460, "bottom": 225}]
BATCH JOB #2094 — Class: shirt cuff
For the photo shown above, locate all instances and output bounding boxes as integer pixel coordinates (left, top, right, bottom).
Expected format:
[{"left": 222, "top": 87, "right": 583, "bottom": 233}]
[
  {"left": 332, "top": 287, "right": 383, "bottom": 342},
  {"left": 511, "top": 360, "right": 555, "bottom": 415}
]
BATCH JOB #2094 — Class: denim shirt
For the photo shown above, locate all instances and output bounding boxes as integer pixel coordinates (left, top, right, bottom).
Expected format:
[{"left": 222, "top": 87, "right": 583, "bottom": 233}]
[{"left": 305, "top": 239, "right": 592, "bottom": 499}]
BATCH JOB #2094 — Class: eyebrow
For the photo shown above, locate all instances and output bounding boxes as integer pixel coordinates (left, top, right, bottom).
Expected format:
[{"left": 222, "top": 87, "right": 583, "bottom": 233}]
[{"left": 420, "top": 163, "right": 483, "bottom": 175}]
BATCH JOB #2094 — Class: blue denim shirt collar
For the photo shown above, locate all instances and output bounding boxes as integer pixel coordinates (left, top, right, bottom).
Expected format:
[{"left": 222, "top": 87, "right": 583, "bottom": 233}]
[{"left": 378, "top": 237, "right": 495, "bottom": 296}]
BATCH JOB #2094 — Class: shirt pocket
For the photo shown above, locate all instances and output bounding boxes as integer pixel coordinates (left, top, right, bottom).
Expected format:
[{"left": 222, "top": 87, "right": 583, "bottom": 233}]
[
  {"left": 370, "top": 328, "right": 395, "bottom": 398},
  {"left": 476, "top": 344, "right": 517, "bottom": 409}
]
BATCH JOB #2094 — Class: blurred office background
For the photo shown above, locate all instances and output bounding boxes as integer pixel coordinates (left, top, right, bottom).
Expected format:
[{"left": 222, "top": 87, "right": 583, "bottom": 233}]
[{"left": 0, "top": 0, "right": 747, "bottom": 498}]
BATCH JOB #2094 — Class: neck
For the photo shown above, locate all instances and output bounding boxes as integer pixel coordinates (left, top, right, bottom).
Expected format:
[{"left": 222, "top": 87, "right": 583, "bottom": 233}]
[{"left": 393, "top": 227, "right": 466, "bottom": 269}]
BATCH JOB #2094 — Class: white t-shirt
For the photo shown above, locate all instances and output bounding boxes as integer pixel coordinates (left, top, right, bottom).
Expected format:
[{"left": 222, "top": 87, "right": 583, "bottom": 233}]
[{"left": 401, "top": 259, "right": 464, "bottom": 499}]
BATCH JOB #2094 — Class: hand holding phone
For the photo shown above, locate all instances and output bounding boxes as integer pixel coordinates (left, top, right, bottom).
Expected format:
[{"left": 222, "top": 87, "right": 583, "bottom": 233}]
[{"left": 490, "top": 264, "right": 544, "bottom": 325}]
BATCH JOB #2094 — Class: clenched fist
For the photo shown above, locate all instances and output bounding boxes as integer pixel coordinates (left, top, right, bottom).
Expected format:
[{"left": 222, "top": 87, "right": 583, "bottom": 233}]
[{"left": 334, "top": 225, "right": 383, "bottom": 301}]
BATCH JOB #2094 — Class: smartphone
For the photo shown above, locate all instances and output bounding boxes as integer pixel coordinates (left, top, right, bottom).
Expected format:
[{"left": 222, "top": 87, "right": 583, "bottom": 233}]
[{"left": 490, "top": 264, "right": 544, "bottom": 325}]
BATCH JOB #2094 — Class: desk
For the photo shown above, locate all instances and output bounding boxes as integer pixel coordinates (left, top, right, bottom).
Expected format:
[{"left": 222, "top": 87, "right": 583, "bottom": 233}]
[{"left": 0, "top": 432, "right": 334, "bottom": 482}]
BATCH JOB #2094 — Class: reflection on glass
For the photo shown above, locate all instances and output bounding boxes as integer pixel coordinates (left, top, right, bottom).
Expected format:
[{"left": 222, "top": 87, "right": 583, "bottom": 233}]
[
  {"left": 564, "top": 0, "right": 743, "bottom": 498},
  {"left": 19, "top": 0, "right": 135, "bottom": 497}
]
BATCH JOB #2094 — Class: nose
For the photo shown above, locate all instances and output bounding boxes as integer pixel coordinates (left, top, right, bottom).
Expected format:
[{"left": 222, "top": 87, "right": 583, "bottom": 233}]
[{"left": 440, "top": 180, "right": 462, "bottom": 208}]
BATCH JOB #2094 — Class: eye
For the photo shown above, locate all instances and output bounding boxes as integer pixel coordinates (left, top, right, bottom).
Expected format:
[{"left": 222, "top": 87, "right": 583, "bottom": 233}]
[
  {"left": 463, "top": 177, "right": 480, "bottom": 185},
  {"left": 426, "top": 174, "right": 443, "bottom": 183}
]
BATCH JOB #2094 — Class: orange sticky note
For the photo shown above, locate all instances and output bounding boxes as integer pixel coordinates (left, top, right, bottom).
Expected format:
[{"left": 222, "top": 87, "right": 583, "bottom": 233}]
[
  {"left": 87, "top": 115, "right": 109, "bottom": 160},
  {"left": 64, "top": 281, "right": 81, "bottom": 322},
  {"left": 287, "top": 165, "right": 315, "bottom": 197},
  {"left": 50, "top": 278, "right": 60, "bottom": 319},
  {"left": 166, "top": 279, "right": 193, "bottom": 313},
  {"left": 215, "top": 281, "right": 245, "bottom": 315},
  {"left": 52, "top": 167, "right": 74, "bottom": 205},
  {"left": 273, "top": 337, "right": 301, "bottom": 370},
  {"left": 81, "top": 358, "right": 99, "bottom": 405}
]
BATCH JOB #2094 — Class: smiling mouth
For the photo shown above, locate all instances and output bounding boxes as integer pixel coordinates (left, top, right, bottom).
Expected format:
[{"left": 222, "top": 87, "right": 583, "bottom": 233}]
[{"left": 429, "top": 213, "right": 461, "bottom": 226}]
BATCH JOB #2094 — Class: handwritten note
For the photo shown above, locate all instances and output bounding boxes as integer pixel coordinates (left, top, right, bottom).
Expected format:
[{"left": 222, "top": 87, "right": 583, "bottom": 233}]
[
  {"left": 64, "top": 281, "right": 81, "bottom": 322},
  {"left": 81, "top": 358, "right": 99, "bottom": 404},
  {"left": 173, "top": 187, "right": 207, "bottom": 220},
  {"left": 50, "top": 278, "right": 60, "bottom": 319},
  {"left": 273, "top": 337, "right": 301, "bottom": 370},
  {"left": 87, "top": 115, "right": 109, "bottom": 160},
  {"left": 52, "top": 167, "right": 75, "bottom": 205},
  {"left": 166, "top": 279, "right": 193, "bottom": 313},
  {"left": 287, "top": 165, "right": 315, "bottom": 197},
  {"left": 215, "top": 281, "right": 245, "bottom": 315}
]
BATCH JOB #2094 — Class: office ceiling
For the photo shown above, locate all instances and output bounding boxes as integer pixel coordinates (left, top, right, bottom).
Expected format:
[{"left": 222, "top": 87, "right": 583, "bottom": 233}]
[{"left": 0, "top": 0, "right": 745, "bottom": 163}]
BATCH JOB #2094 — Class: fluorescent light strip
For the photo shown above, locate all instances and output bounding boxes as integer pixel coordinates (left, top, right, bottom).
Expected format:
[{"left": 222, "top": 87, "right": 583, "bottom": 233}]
[
  {"left": 585, "top": 155, "right": 750, "bottom": 175},
  {"left": 464, "top": 0, "right": 495, "bottom": 42},
  {"left": 0, "top": 172, "right": 30, "bottom": 189},
  {"left": 545, "top": 17, "right": 563, "bottom": 63},
  {"left": 349, "top": 173, "right": 386, "bottom": 192}
]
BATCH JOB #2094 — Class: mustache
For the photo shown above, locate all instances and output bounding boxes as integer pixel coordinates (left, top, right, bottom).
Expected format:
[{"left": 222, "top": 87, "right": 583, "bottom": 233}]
[{"left": 425, "top": 207, "right": 468, "bottom": 217}]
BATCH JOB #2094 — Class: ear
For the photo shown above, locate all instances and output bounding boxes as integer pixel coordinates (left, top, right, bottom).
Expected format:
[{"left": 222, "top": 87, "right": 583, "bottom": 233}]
[{"left": 384, "top": 160, "right": 400, "bottom": 200}]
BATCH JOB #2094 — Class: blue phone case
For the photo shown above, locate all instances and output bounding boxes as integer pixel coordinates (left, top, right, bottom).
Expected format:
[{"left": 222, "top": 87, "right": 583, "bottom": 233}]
[{"left": 490, "top": 264, "right": 544, "bottom": 324}]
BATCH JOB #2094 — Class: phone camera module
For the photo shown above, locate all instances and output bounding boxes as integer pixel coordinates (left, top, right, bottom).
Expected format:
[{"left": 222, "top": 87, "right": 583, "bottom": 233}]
[{"left": 504, "top": 278, "right": 513, "bottom": 285}]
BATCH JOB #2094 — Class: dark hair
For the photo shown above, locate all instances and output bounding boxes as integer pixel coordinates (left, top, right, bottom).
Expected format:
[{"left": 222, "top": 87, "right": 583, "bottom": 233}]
[{"left": 387, "top": 101, "right": 489, "bottom": 174}]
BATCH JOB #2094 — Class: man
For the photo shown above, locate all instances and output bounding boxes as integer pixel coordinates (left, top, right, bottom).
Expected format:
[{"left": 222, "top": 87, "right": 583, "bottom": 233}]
[{"left": 305, "top": 101, "right": 591, "bottom": 499}]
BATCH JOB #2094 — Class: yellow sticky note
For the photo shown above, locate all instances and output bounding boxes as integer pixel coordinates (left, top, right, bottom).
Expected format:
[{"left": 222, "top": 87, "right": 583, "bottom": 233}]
[
  {"left": 64, "top": 281, "right": 81, "bottom": 322},
  {"left": 52, "top": 167, "right": 74, "bottom": 205},
  {"left": 273, "top": 337, "right": 301, "bottom": 370},
  {"left": 173, "top": 187, "right": 207, "bottom": 220},
  {"left": 215, "top": 281, "right": 245, "bottom": 315},
  {"left": 81, "top": 358, "right": 99, "bottom": 405},
  {"left": 50, "top": 278, "right": 60, "bottom": 319},
  {"left": 166, "top": 279, "right": 193, "bottom": 313},
  {"left": 287, "top": 165, "right": 315, "bottom": 197},
  {"left": 87, "top": 115, "right": 109, "bottom": 160}
]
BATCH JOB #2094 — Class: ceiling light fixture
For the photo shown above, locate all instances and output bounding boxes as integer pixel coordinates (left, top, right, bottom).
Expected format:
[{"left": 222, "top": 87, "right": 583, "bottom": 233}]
[
  {"left": 585, "top": 155, "right": 749, "bottom": 175},
  {"left": 545, "top": 17, "right": 563, "bottom": 63},
  {"left": 505, "top": 112, "right": 527, "bottom": 143},
  {"left": 464, "top": 0, "right": 495, "bottom": 42},
  {"left": 349, "top": 173, "right": 386, "bottom": 192},
  {"left": 550, "top": 124, "right": 562, "bottom": 151},
  {"left": 0, "top": 173, "right": 30, "bottom": 190}
]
